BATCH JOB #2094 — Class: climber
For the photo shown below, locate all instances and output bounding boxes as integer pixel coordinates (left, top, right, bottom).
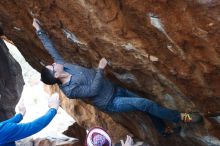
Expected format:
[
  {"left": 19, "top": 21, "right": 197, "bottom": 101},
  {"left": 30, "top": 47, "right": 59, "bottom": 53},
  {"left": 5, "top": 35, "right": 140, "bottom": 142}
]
[
  {"left": 0, "top": 93, "right": 60, "bottom": 146},
  {"left": 32, "top": 18, "right": 203, "bottom": 136}
]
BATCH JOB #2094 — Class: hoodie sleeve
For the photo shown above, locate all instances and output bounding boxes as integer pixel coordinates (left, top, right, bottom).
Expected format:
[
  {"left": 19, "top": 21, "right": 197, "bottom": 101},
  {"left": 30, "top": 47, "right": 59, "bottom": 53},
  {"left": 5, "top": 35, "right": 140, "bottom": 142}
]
[
  {"left": 0, "top": 108, "right": 57, "bottom": 144},
  {"left": 0, "top": 114, "right": 23, "bottom": 124}
]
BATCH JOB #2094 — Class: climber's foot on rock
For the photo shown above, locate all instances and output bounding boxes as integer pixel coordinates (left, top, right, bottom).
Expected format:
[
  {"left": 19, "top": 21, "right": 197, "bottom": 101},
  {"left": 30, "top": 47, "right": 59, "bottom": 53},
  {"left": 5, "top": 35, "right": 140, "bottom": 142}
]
[{"left": 180, "top": 112, "right": 203, "bottom": 123}]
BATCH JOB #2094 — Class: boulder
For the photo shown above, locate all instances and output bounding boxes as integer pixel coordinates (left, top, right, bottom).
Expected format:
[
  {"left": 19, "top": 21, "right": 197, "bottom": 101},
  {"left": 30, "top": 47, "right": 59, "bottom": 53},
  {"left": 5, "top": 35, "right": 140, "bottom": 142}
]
[
  {"left": 0, "top": 0, "right": 220, "bottom": 145},
  {"left": 0, "top": 38, "right": 24, "bottom": 121}
]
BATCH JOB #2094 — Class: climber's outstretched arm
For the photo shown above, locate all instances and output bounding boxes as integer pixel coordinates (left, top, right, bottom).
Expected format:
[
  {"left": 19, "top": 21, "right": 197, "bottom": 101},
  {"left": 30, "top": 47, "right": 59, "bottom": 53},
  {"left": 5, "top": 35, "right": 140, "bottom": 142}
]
[{"left": 33, "top": 18, "right": 65, "bottom": 64}]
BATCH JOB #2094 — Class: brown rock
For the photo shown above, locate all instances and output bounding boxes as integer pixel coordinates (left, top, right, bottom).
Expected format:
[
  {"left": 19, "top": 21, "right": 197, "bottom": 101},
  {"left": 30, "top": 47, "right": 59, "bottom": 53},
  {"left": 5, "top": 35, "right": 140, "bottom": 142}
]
[
  {"left": 34, "top": 138, "right": 74, "bottom": 146},
  {"left": 0, "top": 38, "right": 24, "bottom": 121},
  {"left": 0, "top": 0, "right": 220, "bottom": 145},
  {"left": 63, "top": 122, "right": 87, "bottom": 146}
]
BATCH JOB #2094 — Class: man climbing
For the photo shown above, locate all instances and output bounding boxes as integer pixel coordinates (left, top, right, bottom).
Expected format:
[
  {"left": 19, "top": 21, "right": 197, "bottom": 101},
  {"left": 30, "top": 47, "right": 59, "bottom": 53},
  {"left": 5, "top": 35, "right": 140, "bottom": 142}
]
[
  {"left": 32, "top": 18, "right": 202, "bottom": 136},
  {"left": 0, "top": 93, "right": 60, "bottom": 146}
]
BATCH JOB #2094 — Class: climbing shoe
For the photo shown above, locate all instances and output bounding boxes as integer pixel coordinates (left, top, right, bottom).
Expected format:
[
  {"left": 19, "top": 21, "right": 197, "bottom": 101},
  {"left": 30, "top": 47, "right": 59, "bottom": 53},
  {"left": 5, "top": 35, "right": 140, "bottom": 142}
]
[{"left": 181, "top": 112, "right": 203, "bottom": 123}]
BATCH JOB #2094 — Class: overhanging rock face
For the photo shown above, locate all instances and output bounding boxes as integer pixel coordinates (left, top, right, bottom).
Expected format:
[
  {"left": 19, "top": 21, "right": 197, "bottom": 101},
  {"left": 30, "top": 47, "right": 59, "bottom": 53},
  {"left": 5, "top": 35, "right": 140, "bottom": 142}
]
[
  {"left": 0, "top": 38, "right": 24, "bottom": 121},
  {"left": 0, "top": 0, "right": 220, "bottom": 145}
]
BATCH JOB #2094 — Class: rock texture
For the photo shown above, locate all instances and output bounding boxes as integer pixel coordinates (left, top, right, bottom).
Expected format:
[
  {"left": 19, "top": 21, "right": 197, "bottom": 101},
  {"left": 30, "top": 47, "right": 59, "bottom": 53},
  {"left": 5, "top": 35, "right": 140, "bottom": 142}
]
[
  {"left": 63, "top": 122, "right": 87, "bottom": 146},
  {"left": 34, "top": 138, "right": 76, "bottom": 146},
  {"left": 0, "top": 38, "right": 24, "bottom": 121},
  {"left": 16, "top": 137, "right": 76, "bottom": 146},
  {"left": 0, "top": 0, "right": 220, "bottom": 145}
]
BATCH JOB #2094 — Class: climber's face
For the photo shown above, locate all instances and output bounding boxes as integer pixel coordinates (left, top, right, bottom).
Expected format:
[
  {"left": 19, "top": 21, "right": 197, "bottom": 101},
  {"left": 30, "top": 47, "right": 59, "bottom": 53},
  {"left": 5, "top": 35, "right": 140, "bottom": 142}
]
[{"left": 46, "top": 63, "right": 64, "bottom": 77}]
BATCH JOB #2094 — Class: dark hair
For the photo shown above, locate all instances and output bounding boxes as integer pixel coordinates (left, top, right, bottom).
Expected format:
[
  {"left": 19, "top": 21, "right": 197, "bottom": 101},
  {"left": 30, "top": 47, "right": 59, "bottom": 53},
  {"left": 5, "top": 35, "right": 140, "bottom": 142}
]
[{"left": 41, "top": 67, "right": 62, "bottom": 85}]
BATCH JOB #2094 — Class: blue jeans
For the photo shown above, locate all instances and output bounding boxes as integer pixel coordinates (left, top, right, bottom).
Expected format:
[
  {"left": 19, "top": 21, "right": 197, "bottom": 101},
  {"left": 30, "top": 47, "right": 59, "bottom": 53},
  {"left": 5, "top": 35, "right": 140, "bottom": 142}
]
[{"left": 105, "top": 87, "right": 181, "bottom": 133}]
